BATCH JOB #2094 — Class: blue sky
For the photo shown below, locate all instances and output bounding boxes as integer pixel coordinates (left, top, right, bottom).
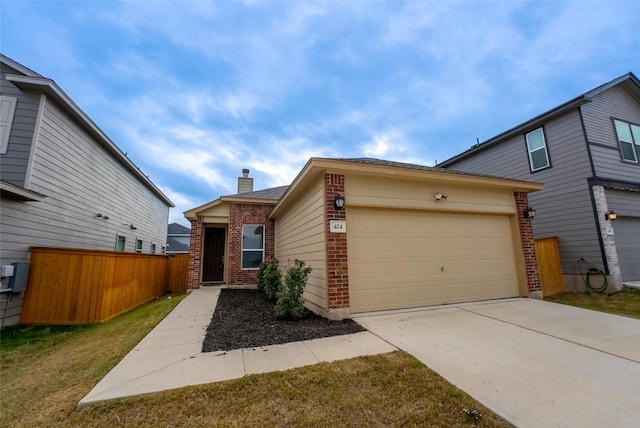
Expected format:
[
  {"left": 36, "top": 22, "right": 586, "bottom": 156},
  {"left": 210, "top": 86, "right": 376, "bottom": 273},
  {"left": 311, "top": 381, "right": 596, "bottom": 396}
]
[{"left": 2, "top": 1, "right": 639, "bottom": 226}]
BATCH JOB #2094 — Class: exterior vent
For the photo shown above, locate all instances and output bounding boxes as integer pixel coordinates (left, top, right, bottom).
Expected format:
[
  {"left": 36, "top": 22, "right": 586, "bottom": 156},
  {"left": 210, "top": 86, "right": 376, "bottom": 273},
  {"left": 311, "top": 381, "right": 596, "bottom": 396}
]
[{"left": 237, "top": 169, "right": 253, "bottom": 194}]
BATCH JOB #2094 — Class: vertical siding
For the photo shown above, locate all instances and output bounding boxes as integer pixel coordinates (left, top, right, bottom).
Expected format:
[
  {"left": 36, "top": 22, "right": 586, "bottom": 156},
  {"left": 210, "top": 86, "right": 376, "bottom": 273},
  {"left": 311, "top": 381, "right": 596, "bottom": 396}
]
[
  {"left": 446, "top": 109, "right": 603, "bottom": 273},
  {"left": 275, "top": 178, "right": 327, "bottom": 310},
  {"left": 0, "top": 65, "right": 40, "bottom": 185},
  {"left": 582, "top": 85, "right": 640, "bottom": 182}
]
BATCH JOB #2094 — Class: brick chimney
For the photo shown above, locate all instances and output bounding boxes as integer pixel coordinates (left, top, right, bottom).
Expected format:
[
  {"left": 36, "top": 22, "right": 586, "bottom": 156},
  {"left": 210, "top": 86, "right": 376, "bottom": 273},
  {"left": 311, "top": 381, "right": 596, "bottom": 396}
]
[{"left": 237, "top": 168, "right": 253, "bottom": 194}]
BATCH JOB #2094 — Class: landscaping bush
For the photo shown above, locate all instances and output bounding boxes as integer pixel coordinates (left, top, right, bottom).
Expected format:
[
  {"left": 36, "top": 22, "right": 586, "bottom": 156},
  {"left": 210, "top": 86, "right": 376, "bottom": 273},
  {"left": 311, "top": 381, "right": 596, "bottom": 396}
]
[
  {"left": 276, "top": 259, "right": 312, "bottom": 319},
  {"left": 258, "top": 258, "right": 282, "bottom": 301}
]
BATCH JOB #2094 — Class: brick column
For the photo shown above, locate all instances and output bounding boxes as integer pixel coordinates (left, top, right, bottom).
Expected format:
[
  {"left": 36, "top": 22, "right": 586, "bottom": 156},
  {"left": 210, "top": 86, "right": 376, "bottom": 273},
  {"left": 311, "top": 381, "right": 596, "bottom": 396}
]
[
  {"left": 325, "top": 174, "right": 349, "bottom": 310},
  {"left": 514, "top": 192, "right": 541, "bottom": 297},
  {"left": 592, "top": 185, "right": 622, "bottom": 291},
  {"left": 187, "top": 216, "right": 204, "bottom": 290}
]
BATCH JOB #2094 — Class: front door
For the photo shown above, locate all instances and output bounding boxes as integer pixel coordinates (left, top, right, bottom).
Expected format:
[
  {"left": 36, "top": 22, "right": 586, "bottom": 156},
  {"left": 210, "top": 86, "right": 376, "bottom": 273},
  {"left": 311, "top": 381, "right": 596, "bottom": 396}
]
[{"left": 202, "top": 227, "right": 225, "bottom": 282}]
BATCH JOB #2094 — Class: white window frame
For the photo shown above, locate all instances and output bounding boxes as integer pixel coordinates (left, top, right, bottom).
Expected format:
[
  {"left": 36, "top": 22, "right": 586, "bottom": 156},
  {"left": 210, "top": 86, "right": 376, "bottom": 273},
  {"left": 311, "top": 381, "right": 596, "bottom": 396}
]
[
  {"left": 115, "top": 234, "right": 126, "bottom": 252},
  {"left": 161, "top": 245, "right": 167, "bottom": 255},
  {"left": 135, "top": 238, "right": 143, "bottom": 253},
  {"left": 241, "top": 224, "right": 265, "bottom": 270},
  {"left": 525, "top": 127, "right": 551, "bottom": 172},
  {"left": 0, "top": 96, "right": 18, "bottom": 154},
  {"left": 150, "top": 243, "right": 156, "bottom": 254},
  {"left": 613, "top": 119, "right": 640, "bottom": 163}
]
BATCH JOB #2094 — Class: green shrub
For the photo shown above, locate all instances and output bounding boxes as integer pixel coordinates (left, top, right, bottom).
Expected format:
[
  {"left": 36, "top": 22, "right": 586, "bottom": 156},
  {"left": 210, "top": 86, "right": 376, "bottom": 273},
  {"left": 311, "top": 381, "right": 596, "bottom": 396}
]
[
  {"left": 257, "top": 262, "right": 267, "bottom": 292},
  {"left": 260, "top": 258, "right": 282, "bottom": 301},
  {"left": 276, "top": 259, "right": 312, "bottom": 319}
]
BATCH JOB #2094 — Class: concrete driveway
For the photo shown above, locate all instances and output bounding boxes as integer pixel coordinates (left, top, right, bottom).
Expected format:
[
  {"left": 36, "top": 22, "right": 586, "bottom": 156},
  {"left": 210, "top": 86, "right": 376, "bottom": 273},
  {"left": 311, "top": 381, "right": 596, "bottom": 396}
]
[{"left": 354, "top": 298, "right": 640, "bottom": 428}]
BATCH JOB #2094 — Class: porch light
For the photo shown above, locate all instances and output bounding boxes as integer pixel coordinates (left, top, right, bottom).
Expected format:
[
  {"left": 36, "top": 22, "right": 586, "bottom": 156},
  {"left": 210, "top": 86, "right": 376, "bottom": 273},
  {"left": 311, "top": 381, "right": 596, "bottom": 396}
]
[
  {"left": 333, "top": 194, "right": 345, "bottom": 210},
  {"left": 605, "top": 210, "right": 617, "bottom": 221},
  {"left": 523, "top": 206, "right": 536, "bottom": 220}
]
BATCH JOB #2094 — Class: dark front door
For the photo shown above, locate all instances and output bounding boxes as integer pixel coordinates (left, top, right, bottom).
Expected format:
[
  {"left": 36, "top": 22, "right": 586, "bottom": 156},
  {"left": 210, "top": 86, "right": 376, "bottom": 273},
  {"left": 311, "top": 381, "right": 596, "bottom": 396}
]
[{"left": 203, "top": 227, "right": 225, "bottom": 282}]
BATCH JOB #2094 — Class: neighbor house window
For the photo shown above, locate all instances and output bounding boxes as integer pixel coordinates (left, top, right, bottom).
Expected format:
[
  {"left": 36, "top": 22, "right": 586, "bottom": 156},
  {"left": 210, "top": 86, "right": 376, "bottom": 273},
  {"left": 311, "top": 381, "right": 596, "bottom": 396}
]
[
  {"left": 0, "top": 96, "right": 17, "bottom": 154},
  {"left": 242, "top": 224, "right": 264, "bottom": 269},
  {"left": 525, "top": 127, "right": 550, "bottom": 171},
  {"left": 613, "top": 119, "right": 640, "bottom": 163},
  {"left": 116, "top": 235, "right": 126, "bottom": 252},
  {"left": 161, "top": 245, "right": 167, "bottom": 255},
  {"left": 135, "top": 238, "right": 143, "bottom": 253},
  {"left": 150, "top": 243, "right": 156, "bottom": 254}
]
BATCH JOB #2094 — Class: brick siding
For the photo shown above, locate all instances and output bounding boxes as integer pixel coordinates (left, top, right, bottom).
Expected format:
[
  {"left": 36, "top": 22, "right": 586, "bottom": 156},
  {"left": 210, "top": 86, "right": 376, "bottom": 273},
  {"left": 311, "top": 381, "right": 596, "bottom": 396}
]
[
  {"left": 325, "top": 173, "right": 349, "bottom": 309},
  {"left": 227, "top": 203, "right": 276, "bottom": 285},
  {"left": 514, "top": 191, "right": 541, "bottom": 294},
  {"left": 187, "top": 216, "right": 204, "bottom": 289}
]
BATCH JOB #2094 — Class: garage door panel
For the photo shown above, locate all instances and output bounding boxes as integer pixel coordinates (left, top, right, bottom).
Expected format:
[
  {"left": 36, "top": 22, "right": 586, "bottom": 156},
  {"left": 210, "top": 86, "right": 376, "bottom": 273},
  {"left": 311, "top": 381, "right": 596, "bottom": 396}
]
[
  {"left": 348, "top": 209, "right": 519, "bottom": 313},
  {"left": 612, "top": 217, "right": 640, "bottom": 281}
]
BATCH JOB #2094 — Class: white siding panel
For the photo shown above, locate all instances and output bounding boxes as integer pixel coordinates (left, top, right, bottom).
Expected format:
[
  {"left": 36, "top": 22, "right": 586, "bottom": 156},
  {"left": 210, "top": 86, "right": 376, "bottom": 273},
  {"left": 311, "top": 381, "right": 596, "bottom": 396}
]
[
  {"left": 275, "top": 179, "right": 327, "bottom": 309},
  {"left": 0, "top": 98, "right": 170, "bottom": 268}
]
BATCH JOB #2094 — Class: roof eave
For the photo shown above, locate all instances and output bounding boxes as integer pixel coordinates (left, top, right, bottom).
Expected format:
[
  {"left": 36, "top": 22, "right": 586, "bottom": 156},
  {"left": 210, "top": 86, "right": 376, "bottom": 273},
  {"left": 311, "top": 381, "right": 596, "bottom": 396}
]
[
  {"left": 440, "top": 96, "right": 590, "bottom": 167},
  {"left": 5, "top": 74, "right": 174, "bottom": 207}
]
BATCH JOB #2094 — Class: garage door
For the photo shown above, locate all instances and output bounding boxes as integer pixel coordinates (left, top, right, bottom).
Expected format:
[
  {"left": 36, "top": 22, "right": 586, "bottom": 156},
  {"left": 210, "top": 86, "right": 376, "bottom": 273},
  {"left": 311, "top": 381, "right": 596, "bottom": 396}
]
[
  {"left": 347, "top": 208, "right": 519, "bottom": 313},
  {"left": 613, "top": 217, "right": 640, "bottom": 281}
]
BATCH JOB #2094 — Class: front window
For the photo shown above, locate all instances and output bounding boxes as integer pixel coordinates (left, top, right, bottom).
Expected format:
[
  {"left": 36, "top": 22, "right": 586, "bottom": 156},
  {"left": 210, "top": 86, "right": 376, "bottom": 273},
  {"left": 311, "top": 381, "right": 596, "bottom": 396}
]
[
  {"left": 525, "top": 127, "right": 550, "bottom": 172},
  {"left": 242, "top": 224, "right": 264, "bottom": 269},
  {"left": 135, "top": 238, "right": 143, "bottom": 253},
  {"left": 613, "top": 119, "right": 640, "bottom": 163},
  {"left": 150, "top": 243, "right": 156, "bottom": 254}
]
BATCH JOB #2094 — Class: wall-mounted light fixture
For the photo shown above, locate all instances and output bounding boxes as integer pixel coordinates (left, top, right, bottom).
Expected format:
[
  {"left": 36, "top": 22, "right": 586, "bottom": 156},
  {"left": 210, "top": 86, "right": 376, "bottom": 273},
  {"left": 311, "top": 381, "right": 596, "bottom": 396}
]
[
  {"left": 333, "top": 194, "right": 345, "bottom": 210},
  {"left": 435, "top": 193, "right": 448, "bottom": 201},
  {"left": 96, "top": 213, "right": 109, "bottom": 220},
  {"left": 604, "top": 210, "right": 617, "bottom": 221},
  {"left": 96, "top": 213, "right": 103, "bottom": 218},
  {"left": 523, "top": 206, "right": 536, "bottom": 220},
  {"left": 130, "top": 224, "right": 138, "bottom": 230}
]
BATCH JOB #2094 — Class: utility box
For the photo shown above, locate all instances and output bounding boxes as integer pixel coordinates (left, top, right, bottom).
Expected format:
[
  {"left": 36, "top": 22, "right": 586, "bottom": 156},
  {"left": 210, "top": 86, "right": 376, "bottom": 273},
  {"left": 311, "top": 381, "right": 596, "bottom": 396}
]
[
  {"left": 1, "top": 265, "right": 14, "bottom": 277},
  {"left": 8, "top": 263, "right": 29, "bottom": 293}
]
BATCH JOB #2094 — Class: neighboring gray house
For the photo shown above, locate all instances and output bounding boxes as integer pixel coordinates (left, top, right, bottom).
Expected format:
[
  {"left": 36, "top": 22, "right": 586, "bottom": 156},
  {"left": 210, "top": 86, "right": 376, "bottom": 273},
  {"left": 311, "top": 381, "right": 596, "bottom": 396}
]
[
  {"left": 0, "top": 55, "right": 174, "bottom": 326},
  {"left": 167, "top": 222, "right": 190, "bottom": 254},
  {"left": 440, "top": 73, "right": 640, "bottom": 291}
]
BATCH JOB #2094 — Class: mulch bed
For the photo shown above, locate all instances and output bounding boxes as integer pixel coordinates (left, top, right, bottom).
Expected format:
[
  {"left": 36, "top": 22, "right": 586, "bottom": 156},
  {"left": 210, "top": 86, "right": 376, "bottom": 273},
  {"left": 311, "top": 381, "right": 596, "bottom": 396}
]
[{"left": 202, "top": 289, "right": 366, "bottom": 352}]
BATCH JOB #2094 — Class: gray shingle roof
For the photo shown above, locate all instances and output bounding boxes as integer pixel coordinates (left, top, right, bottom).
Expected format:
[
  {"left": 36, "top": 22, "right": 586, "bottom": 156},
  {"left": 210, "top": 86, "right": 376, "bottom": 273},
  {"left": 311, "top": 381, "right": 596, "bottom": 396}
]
[
  {"left": 168, "top": 222, "right": 191, "bottom": 234},
  {"left": 225, "top": 185, "right": 289, "bottom": 200},
  {"left": 166, "top": 236, "right": 189, "bottom": 253}
]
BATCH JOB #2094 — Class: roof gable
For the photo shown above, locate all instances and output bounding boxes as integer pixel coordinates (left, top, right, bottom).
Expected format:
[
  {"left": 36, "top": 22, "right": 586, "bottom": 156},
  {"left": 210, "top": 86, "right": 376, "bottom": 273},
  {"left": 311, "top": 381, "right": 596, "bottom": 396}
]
[{"left": 0, "top": 55, "right": 173, "bottom": 207}]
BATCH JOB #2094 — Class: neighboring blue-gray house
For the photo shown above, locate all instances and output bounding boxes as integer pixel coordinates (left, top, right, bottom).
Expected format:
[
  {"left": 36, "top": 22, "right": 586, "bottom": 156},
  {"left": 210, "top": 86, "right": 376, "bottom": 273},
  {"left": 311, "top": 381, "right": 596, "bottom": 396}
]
[
  {"left": 167, "top": 222, "right": 190, "bottom": 254},
  {"left": 0, "top": 55, "right": 174, "bottom": 326},
  {"left": 440, "top": 73, "right": 640, "bottom": 291}
]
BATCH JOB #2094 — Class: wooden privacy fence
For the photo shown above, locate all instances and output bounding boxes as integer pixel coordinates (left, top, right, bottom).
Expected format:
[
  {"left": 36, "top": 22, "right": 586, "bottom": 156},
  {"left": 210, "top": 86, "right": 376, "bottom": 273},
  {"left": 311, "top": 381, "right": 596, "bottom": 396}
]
[
  {"left": 20, "top": 248, "right": 189, "bottom": 325},
  {"left": 534, "top": 237, "right": 564, "bottom": 297}
]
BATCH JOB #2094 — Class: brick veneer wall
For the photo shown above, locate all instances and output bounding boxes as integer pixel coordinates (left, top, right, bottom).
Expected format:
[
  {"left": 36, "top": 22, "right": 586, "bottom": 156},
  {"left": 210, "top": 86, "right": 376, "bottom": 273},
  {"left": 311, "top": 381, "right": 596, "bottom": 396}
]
[
  {"left": 187, "top": 216, "right": 204, "bottom": 290},
  {"left": 325, "top": 174, "right": 349, "bottom": 309},
  {"left": 514, "top": 191, "right": 541, "bottom": 296},
  {"left": 227, "top": 203, "right": 276, "bottom": 285}
]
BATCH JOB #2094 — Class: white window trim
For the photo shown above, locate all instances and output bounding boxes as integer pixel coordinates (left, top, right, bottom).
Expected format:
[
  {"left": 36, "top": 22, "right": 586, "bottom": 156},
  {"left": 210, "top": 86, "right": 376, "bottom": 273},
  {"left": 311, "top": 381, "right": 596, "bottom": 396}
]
[
  {"left": 613, "top": 119, "right": 640, "bottom": 163},
  {"left": 135, "top": 237, "right": 143, "bottom": 253},
  {"left": 241, "top": 224, "right": 265, "bottom": 270},
  {"left": 150, "top": 243, "right": 156, "bottom": 254},
  {"left": 525, "top": 127, "right": 551, "bottom": 172},
  {"left": 0, "top": 96, "right": 18, "bottom": 154},
  {"left": 115, "top": 234, "right": 126, "bottom": 252}
]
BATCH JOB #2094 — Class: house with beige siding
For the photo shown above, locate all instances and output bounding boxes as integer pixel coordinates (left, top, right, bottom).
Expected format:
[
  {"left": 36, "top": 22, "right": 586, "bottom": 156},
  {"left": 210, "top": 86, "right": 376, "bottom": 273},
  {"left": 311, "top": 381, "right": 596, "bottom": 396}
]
[
  {"left": 440, "top": 73, "right": 640, "bottom": 292},
  {"left": 185, "top": 158, "right": 542, "bottom": 319},
  {"left": 0, "top": 55, "right": 173, "bottom": 326}
]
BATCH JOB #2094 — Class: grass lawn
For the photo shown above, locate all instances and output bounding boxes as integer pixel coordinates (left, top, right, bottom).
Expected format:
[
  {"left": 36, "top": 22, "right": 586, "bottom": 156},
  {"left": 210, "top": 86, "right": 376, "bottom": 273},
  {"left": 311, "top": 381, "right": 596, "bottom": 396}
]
[
  {"left": 1, "top": 294, "right": 512, "bottom": 428},
  {"left": 545, "top": 286, "right": 640, "bottom": 319},
  {"left": 0, "top": 294, "right": 186, "bottom": 428}
]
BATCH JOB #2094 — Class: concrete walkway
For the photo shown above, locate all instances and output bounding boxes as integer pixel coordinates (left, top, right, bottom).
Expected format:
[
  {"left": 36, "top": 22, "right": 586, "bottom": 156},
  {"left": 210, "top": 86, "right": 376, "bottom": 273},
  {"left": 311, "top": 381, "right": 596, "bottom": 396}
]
[
  {"left": 355, "top": 299, "right": 640, "bottom": 428},
  {"left": 79, "top": 288, "right": 396, "bottom": 407}
]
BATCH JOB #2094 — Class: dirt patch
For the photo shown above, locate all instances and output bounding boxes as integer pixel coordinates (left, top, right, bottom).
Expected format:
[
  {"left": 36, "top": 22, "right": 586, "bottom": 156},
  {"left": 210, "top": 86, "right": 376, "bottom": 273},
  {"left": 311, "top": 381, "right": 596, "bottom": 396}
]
[{"left": 202, "top": 289, "right": 365, "bottom": 352}]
